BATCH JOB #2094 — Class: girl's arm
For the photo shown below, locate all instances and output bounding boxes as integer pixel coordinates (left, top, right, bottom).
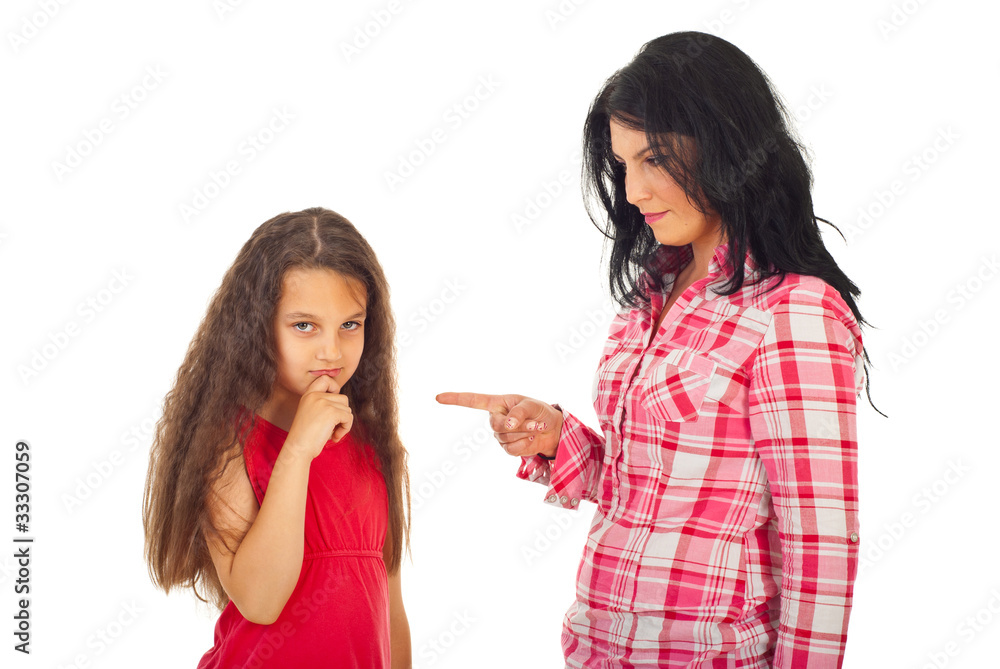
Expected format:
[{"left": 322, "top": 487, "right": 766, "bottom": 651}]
[
  {"left": 206, "top": 375, "right": 352, "bottom": 625},
  {"left": 205, "top": 444, "right": 313, "bottom": 625},
  {"left": 384, "top": 532, "right": 411, "bottom": 668}
]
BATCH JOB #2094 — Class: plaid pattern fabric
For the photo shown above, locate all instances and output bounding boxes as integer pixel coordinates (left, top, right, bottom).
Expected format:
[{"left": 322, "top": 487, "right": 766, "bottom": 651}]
[{"left": 517, "top": 242, "right": 865, "bottom": 668}]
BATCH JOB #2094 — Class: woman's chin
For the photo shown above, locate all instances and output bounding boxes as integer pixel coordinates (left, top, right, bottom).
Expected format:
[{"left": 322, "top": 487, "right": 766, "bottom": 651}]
[{"left": 652, "top": 231, "right": 684, "bottom": 247}]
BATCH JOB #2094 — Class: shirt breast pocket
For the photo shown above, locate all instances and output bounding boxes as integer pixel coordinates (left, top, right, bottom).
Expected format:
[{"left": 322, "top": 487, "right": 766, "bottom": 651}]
[
  {"left": 637, "top": 348, "right": 717, "bottom": 422},
  {"left": 637, "top": 305, "right": 772, "bottom": 422}
]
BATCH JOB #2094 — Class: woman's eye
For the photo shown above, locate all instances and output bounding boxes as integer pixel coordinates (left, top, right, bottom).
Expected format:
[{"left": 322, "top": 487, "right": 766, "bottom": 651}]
[{"left": 293, "top": 322, "right": 315, "bottom": 333}]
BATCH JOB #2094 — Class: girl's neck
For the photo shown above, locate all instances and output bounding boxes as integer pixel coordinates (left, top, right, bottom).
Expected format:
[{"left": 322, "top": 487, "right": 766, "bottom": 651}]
[{"left": 257, "top": 394, "right": 298, "bottom": 433}]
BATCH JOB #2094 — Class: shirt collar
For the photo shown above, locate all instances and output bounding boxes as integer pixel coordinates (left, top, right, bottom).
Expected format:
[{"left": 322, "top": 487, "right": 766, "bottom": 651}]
[{"left": 641, "top": 241, "right": 756, "bottom": 286}]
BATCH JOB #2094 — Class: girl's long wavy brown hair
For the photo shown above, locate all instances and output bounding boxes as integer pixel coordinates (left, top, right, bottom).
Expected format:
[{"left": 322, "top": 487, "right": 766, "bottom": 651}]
[{"left": 142, "top": 207, "right": 410, "bottom": 609}]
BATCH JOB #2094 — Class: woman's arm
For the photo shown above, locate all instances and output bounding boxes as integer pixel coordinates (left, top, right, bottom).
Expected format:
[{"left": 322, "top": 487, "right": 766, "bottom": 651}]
[
  {"left": 515, "top": 308, "right": 634, "bottom": 509},
  {"left": 516, "top": 406, "right": 605, "bottom": 510},
  {"left": 748, "top": 283, "right": 864, "bottom": 667}
]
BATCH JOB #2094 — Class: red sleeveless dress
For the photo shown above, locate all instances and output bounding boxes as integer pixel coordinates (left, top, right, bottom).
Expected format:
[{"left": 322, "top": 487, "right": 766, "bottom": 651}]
[{"left": 198, "top": 415, "right": 390, "bottom": 668}]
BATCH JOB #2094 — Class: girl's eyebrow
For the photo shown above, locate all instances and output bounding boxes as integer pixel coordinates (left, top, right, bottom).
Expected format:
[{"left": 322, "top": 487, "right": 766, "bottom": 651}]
[{"left": 283, "top": 310, "right": 367, "bottom": 320}]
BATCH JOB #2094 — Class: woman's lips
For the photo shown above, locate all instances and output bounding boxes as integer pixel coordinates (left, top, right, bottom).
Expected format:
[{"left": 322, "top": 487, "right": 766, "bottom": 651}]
[
  {"left": 310, "top": 369, "right": 341, "bottom": 377},
  {"left": 644, "top": 211, "right": 667, "bottom": 224}
]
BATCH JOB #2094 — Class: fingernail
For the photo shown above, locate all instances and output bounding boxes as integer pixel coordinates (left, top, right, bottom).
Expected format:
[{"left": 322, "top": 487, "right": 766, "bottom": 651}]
[
  {"left": 505, "top": 418, "right": 516, "bottom": 429},
  {"left": 538, "top": 422, "right": 547, "bottom": 431},
  {"left": 525, "top": 421, "right": 536, "bottom": 431},
  {"left": 529, "top": 436, "right": 535, "bottom": 441}
]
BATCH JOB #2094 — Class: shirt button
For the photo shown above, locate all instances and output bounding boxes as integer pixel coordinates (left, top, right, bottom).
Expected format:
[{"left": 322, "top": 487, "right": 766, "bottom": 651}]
[
  {"left": 560, "top": 496, "right": 568, "bottom": 504},
  {"left": 570, "top": 498, "right": 579, "bottom": 506},
  {"left": 547, "top": 495, "right": 558, "bottom": 503},
  {"left": 849, "top": 532, "right": 859, "bottom": 543}
]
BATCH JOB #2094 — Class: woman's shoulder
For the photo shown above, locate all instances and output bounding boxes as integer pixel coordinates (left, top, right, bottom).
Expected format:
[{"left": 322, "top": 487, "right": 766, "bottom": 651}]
[
  {"left": 745, "top": 271, "right": 857, "bottom": 326},
  {"left": 739, "top": 271, "right": 864, "bottom": 363}
]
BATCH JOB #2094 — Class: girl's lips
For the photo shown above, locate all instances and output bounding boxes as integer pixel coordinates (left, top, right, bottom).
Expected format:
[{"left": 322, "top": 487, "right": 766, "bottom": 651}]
[
  {"left": 644, "top": 211, "right": 667, "bottom": 224},
  {"left": 310, "top": 369, "right": 341, "bottom": 377}
]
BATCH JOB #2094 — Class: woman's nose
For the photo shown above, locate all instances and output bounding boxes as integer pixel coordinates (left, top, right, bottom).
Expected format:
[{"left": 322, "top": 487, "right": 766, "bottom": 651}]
[{"left": 624, "top": 171, "right": 650, "bottom": 206}]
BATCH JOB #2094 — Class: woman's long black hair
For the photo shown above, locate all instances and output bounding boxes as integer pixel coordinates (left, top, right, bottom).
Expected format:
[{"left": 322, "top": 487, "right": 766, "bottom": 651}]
[{"left": 582, "top": 31, "right": 883, "bottom": 415}]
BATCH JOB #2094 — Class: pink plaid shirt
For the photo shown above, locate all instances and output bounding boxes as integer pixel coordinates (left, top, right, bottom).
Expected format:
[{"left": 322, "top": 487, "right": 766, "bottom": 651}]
[{"left": 518, "top": 242, "right": 865, "bottom": 668}]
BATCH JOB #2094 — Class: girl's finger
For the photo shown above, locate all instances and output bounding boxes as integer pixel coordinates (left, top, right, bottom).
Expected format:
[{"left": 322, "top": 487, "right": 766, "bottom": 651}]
[
  {"left": 322, "top": 393, "right": 350, "bottom": 407},
  {"left": 308, "top": 373, "right": 341, "bottom": 394},
  {"left": 331, "top": 417, "right": 352, "bottom": 443}
]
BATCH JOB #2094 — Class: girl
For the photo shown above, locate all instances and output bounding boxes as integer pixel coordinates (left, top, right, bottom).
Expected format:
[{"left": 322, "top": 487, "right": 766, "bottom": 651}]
[
  {"left": 143, "top": 207, "right": 411, "bottom": 668},
  {"left": 439, "top": 31, "right": 880, "bottom": 667}
]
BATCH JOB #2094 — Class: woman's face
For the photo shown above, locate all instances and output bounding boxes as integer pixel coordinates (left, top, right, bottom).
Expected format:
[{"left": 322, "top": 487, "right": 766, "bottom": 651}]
[
  {"left": 269, "top": 267, "right": 367, "bottom": 406},
  {"left": 609, "top": 119, "right": 723, "bottom": 250}
]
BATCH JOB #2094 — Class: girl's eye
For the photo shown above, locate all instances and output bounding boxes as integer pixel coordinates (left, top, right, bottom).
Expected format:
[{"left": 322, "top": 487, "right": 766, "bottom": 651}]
[
  {"left": 293, "top": 322, "right": 315, "bottom": 333},
  {"left": 343, "top": 321, "right": 362, "bottom": 331}
]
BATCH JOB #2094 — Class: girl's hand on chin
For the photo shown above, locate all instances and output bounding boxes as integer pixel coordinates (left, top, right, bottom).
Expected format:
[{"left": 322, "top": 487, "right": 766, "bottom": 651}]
[{"left": 285, "top": 374, "right": 353, "bottom": 460}]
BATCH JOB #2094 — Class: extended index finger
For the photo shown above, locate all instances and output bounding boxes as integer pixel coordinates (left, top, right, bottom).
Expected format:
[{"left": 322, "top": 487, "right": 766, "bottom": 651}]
[{"left": 436, "top": 392, "right": 504, "bottom": 413}]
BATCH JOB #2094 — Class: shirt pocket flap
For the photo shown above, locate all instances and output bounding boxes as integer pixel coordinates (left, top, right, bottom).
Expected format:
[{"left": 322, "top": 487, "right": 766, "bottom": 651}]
[{"left": 638, "top": 348, "right": 718, "bottom": 422}]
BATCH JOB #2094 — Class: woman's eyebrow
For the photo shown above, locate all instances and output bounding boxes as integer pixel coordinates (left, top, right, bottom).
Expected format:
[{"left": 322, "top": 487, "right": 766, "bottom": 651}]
[{"left": 611, "top": 146, "right": 652, "bottom": 160}]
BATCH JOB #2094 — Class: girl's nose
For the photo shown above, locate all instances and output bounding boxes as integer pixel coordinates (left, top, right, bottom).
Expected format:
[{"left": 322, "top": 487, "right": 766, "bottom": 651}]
[{"left": 318, "top": 335, "right": 341, "bottom": 361}]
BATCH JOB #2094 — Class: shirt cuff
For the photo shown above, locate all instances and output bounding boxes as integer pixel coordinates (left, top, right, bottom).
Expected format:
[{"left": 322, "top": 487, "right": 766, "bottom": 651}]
[{"left": 515, "top": 404, "right": 589, "bottom": 510}]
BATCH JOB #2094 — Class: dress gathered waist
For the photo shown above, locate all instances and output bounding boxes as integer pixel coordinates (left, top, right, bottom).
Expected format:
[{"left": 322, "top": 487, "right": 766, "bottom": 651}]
[{"left": 304, "top": 548, "right": 383, "bottom": 561}]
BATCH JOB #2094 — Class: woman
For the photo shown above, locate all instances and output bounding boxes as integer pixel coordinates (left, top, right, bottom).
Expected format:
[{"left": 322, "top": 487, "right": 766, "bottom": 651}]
[{"left": 438, "top": 31, "right": 876, "bottom": 667}]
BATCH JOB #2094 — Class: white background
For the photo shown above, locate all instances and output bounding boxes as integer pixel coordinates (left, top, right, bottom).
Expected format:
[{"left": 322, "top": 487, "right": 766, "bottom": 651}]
[{"left": 1, "top": 0, "right": 997, "bottom": 667}]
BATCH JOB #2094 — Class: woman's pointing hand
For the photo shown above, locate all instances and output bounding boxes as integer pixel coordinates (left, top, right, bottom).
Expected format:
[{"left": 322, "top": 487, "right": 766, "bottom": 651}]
[{"left": 435, "top": 392, "right": 563, "bottom": 459}]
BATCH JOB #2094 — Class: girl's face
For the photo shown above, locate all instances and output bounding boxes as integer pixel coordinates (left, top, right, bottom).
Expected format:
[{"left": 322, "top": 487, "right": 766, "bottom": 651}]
[
  {"left": 609, "top": 119, "right": 723, "bottom": 250},
  {"left": 270, "top": 267, "right": 366, "bottom": 406}
]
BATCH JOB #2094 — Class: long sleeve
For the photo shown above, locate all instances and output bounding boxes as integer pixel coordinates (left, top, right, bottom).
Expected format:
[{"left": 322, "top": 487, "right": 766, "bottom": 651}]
[
  {"left": 747, "top": 284, "right": 864, "bottom": 667},
  {"left": 516, "top": 407, "right": 606, "bottom": 511},
  {"left": 515, "top": 304, "right": 636, "bottom": 512}
]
